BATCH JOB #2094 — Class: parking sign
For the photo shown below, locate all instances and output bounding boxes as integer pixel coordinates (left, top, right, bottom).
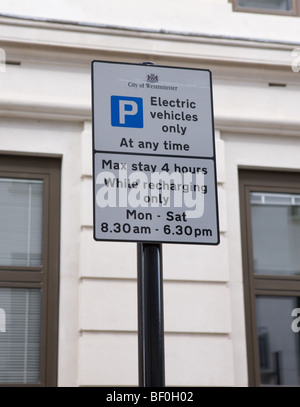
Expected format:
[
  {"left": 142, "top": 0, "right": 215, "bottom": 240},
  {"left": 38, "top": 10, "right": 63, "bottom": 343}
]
[{"left": 92, "top": 61, "right": 219, "bottom": 245}]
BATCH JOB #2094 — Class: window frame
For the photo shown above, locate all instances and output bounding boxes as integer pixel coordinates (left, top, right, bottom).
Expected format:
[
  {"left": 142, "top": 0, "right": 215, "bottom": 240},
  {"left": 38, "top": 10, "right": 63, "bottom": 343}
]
[
  {"left": 0, "top": 155, "right": 61, "bottom": 387},
  {"left": 230, "top": 0, "right": 300, "bottom": 16},
  {"left": 239, "top": 169, "right": 300, "bottom": 386}
]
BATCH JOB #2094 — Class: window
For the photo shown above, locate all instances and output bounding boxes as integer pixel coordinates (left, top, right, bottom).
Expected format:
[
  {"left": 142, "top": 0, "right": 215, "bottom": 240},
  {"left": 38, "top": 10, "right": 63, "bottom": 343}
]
[
  {"left": 0, "top": 155, "right": 60, "bottom": 386},
  {"left": 230, "top": 0, "right": 300, "bottom": 16},
  {"left": 239, "top": 170, "right": 300, "bottom": 386}
]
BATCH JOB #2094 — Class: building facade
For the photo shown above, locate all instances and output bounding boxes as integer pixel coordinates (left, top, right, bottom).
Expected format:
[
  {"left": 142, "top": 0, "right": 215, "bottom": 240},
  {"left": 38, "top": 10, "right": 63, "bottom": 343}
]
[{"left": 0, "top": 0, "right": 300, "bottom": 386}]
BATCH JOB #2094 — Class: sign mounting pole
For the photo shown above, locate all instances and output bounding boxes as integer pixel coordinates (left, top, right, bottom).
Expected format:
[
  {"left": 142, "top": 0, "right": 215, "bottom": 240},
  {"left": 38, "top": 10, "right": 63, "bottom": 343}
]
[{"left": 137, "top": 242, "right": 165, "bottom": 387}]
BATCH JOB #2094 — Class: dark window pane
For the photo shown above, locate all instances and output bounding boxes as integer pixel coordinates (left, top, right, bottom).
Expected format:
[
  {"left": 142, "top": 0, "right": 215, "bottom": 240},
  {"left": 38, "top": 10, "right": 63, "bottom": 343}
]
[
  {"left": 0, "top": 178, "right": 43, "bottom": 267},
  {"left": 250, "top": 192, "right": 300, "bottom": 276},
  {"left": 238, "top": 0, "right": 292, "bottom": 11},
  {"left": 0, "top": 288, "right": 41, "bottom": 383},
  {"left": 256, "top": 296, "right": 300, "bottom": 385}
]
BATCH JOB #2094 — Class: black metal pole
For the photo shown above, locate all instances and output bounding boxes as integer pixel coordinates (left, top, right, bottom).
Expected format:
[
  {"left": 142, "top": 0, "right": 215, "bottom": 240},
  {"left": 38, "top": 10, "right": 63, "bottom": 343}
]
[{"left": 137, "top": 242, "right": 165, "bottom": 387}]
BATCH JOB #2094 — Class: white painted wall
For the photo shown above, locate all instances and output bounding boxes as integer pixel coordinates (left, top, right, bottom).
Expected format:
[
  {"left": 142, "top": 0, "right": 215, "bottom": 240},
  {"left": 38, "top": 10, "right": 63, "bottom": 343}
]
[{"left": 0, "top": 0, "right": 300, "bottom": 43}]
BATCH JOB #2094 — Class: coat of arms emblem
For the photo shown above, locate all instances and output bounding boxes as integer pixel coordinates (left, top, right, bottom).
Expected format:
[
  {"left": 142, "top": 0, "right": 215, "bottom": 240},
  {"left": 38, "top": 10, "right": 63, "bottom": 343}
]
[{"left": 147, "top": 73, "right": 159, "bottom": 83}]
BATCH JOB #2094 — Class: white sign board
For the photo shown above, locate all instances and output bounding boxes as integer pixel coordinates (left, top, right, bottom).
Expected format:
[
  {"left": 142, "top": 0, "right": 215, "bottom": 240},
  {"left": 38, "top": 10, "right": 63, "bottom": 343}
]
[
  {"left": 92, "top": 61, "right": 219, "bottom": 245},
  {"left": 93, "top": 61, "right": 215, "bottom": 158}
]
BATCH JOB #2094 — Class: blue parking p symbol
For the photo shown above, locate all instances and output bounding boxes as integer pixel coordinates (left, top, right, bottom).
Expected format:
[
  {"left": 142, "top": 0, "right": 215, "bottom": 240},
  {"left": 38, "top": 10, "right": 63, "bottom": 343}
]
[{"left": 111, "top": 96, "right": 143, "bottom": 128}]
